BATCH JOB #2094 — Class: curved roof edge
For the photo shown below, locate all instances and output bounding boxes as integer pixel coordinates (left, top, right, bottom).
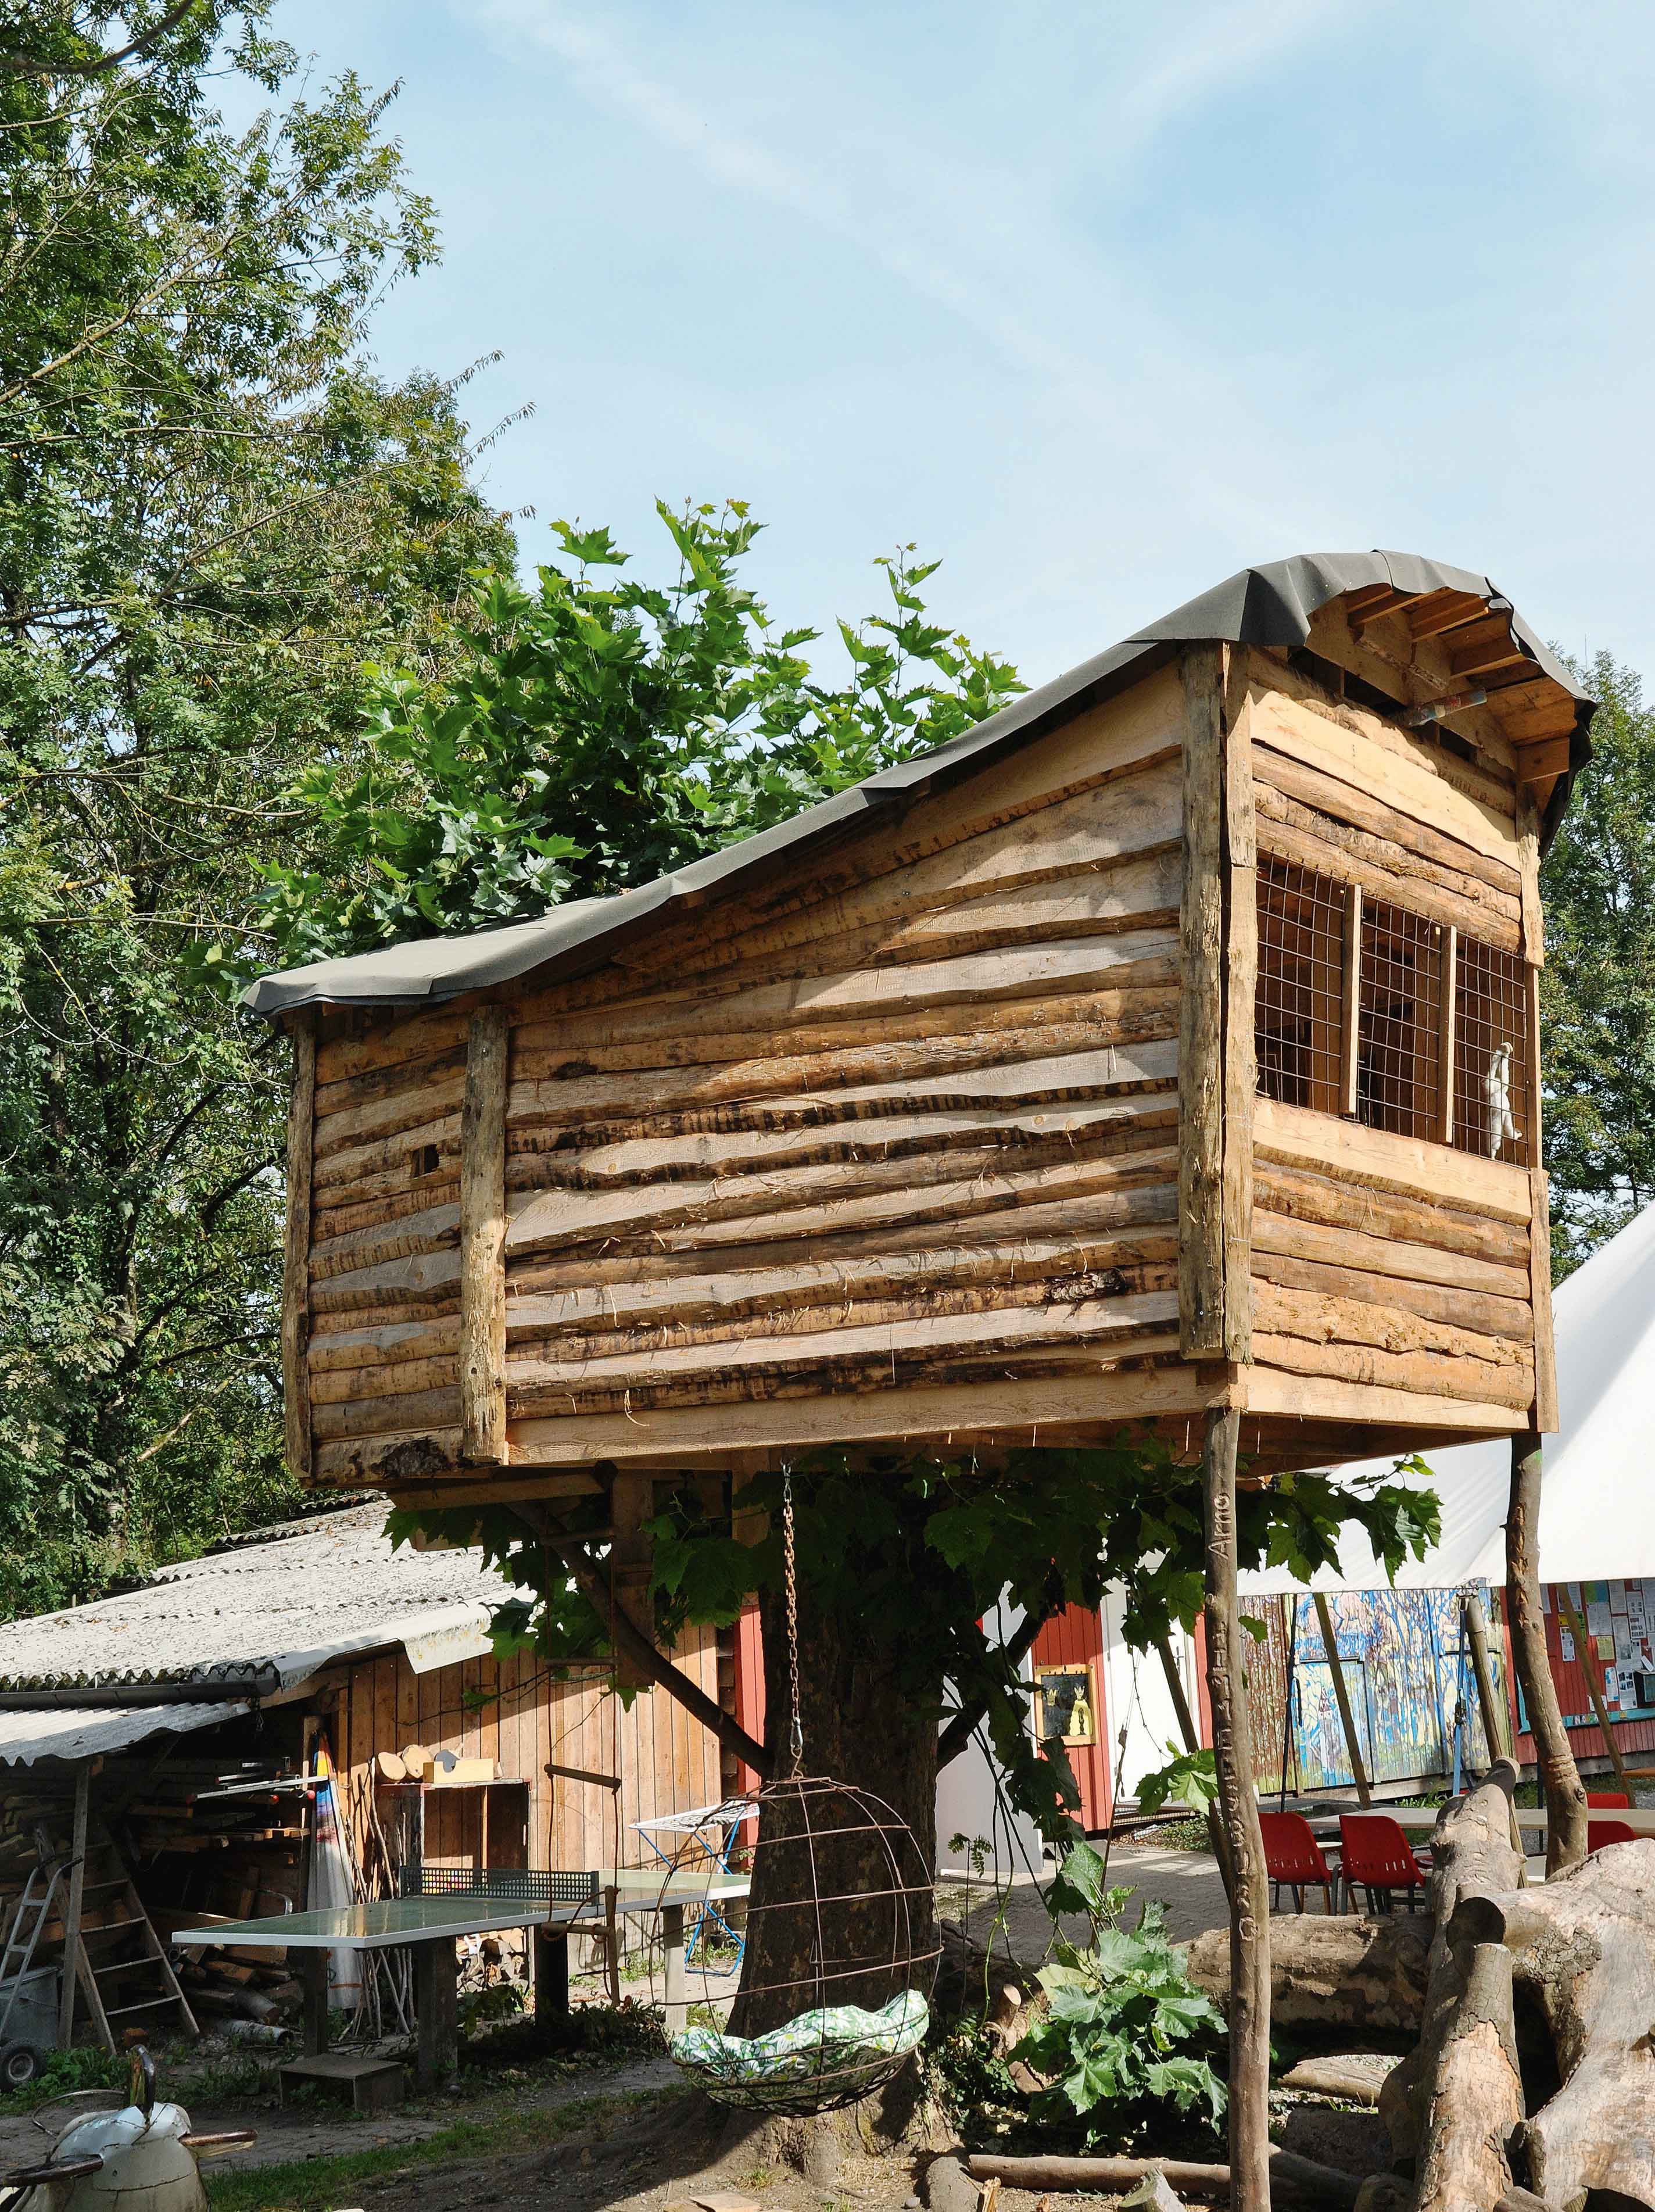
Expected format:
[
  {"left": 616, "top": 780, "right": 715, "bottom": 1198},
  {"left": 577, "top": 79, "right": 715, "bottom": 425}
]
[{"left": 245, "top": 550, "right": 1596, "bottom": 1018}]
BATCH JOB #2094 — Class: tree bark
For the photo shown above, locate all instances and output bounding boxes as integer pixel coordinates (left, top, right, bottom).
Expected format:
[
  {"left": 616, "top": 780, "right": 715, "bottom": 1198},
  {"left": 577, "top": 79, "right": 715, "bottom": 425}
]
[
  {"left": 1380, "top": 1761, "right": 1527, "bottom": 2182},
  {"left": 1183, "top": 1913, "right": 1429, "bottom": 2041},
  {"left": 728, "top": 1568, "right": 938, "bottom": 2041},
  {"left": 1505, "top": 1433, "right": 1587, "bottom": 1874},
  {"left": 1202, "top": 1405, "right": 1271, "bottom": 2212},
  {"left": 1156, "top": 1635, "right": 1235, "bottom": 1907}
]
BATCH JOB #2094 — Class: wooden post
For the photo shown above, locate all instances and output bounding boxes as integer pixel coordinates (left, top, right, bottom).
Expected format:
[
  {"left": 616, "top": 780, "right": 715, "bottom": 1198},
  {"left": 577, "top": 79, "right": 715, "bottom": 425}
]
[
  {"left": 1437, "top": 925, "right": 1457, "bottom": 1146},
  {"left": 413, "top": 1939, "right": 459, "bottom": 2091},
  {"left": 1462, "top": 1589, "right": 1511, "bottom": 1763},
  {"left": 1202, "top": 1406, "right": 1271, "bottom": 2212},
  {"left": 1156, "top": 1636, "right": 1234, "bottom": 1906},
  {"left": 299, "top": 1950, "right": 329, "bottom": 2055},
  {"left": 662, "top": 1902, "right": 687, "bottom": 2033},
  {"left": 57, "top": 1762, "right": 90, "bottom": 2050},
  {"left": 1340, "top": 881, "right": 1363, "bottom": 1118},
  {"left": 533, "top": 1930, "right": 569, "bottom": 2025},
  {"left": 1507, "top": 1433, "right": 1588, "bottom": 1871},
  {"left": 281, "top": 1019, "right": 316, "bottom": 1481},
  {"left": 1220, "top": 671, "right": 1256, "bottom": 1363},
  {"left": 1178, "top": 645, "right": 1226, "bottom": 1355},
  {"left": 1312, "top": 1592, "right": 1373, "bottom": 1807},
  {"left": 459, "top": 1005, "right": 510, "bottom": 1464},
  {"left": 1561, "top": 1595, "right": 1635, "bottom": 1799},
  {"left": 604, "top": 1884, "right": 621, "bottom": 2005}
]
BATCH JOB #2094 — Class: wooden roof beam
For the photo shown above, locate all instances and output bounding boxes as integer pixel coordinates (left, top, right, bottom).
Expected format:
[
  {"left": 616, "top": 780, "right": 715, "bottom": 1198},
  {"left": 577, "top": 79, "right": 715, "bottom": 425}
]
[
  {"left": 1406, "top": 590, "right": 1489, "bottom": 641},
  {"left": 1346, "top": 588, "right": 1418, "bottom": 629},
  {"left": 1450, "top": 615, "right": 1532, "bottom": 678}
]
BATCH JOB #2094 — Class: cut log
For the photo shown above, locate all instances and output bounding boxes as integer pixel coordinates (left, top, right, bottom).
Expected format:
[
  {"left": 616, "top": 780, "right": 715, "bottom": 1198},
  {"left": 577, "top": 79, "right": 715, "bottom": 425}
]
[
  {"left": 1380, "top": 1762, "right": 1525, "bottom": 2177},
  {"left": 964, "top": 2149, "right": 1366, "bottom": 2205},
  {"left": 1183, "top": 1914, "right": 1429, "bottom": 2039},
  {"left": 1278, "top": 2055, "right": 1396, "bottom": 2107}
]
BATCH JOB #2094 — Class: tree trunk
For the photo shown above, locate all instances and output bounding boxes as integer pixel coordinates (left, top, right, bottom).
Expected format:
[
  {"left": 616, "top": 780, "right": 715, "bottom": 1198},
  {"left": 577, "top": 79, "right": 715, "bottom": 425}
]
[
  {"left": 1506, "top": 1432, "right": 1587, "bottom": 1874},
  {"left": 728, "top": 1569, "right": 938, "bottom": 2041},
  {"left": 1202, "top": 1405, "right": 1271, "bottom": 2212}
]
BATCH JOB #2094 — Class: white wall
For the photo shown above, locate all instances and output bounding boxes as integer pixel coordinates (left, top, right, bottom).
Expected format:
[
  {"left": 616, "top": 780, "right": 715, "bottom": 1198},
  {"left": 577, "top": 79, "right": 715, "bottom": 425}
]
[
  {"left": 935, "top": 1597, "right": 1047, "bottom": 1879},
  {"left": 1099, "top": 1592, "right": 1203, "bottom": 1802}
]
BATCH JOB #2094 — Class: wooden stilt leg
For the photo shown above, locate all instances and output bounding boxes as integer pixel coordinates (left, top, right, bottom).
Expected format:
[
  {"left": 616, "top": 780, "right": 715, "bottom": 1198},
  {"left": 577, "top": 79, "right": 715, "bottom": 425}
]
[
  {"left": 1507, "top": 1432, "right": 1587, "bottom": 1873},
  {"left": 1202, "top": 1405, "right": 1271, "bottom": 2212}
]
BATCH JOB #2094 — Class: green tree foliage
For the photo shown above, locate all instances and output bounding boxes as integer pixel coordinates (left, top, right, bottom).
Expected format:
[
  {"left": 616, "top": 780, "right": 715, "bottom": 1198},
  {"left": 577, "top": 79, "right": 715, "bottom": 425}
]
[
  {"left": 257, "top": 503, "right": 1024, "bottom": 964},
  {"left": 1541, "top": 651, "right": 1655, "bottom": 1276},
  {"left": 0, "top": 2, "right": 513, "bottom": 1608},
  {"left": 395, "top": 1445, "right": 1437, "bottom": 1837}
]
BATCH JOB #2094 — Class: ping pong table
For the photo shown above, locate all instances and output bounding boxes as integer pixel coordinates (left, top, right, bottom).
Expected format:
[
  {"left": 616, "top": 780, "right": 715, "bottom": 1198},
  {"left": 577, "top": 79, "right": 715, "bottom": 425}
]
[{"left": 175, "top": 1878, "right": 597, "bottom": 2092}]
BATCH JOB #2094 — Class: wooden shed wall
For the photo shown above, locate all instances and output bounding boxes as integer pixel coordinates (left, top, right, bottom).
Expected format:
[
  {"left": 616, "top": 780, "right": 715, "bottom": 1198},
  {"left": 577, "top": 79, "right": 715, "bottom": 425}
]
[
  {"left": 1237, "top": 643, "right": 1550, "bottom": 1444},
  {"left": 321, "top": 1626, "right": 723, "bottom": 1880},
  {"left": 303, "top": 661, "right": 1201, "bottom": 1479}
]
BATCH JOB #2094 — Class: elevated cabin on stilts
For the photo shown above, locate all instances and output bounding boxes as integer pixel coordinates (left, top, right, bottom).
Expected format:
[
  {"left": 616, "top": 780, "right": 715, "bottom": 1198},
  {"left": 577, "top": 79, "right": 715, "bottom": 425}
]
[{"left": 248, "top": 551, "right": 1591, "bottom": 1512}]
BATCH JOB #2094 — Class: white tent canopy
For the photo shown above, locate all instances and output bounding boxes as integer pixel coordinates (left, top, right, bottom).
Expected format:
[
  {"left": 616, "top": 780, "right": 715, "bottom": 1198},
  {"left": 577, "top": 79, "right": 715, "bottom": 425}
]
[{"left": 1241, "top": 1197, "right": 1655, "bottom": 1595}]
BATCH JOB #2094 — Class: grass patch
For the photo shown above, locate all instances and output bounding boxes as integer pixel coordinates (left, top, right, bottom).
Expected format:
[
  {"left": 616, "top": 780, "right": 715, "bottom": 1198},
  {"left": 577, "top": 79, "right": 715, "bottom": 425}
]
[{"left": 205, "top": 2086, "right": 680, "bottom": 2212}]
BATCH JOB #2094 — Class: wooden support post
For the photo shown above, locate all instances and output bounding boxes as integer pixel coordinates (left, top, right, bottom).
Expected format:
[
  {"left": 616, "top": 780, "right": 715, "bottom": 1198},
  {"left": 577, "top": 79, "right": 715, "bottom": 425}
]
[
  {"left": 1312, "top": 1591, "right": 1372, "bottom": 1806},
  {"left": 1507, "top": 1433, "right": 1588, "bottom": 1872},
  {"left": 57, "top": 1763, "right": 91, "bottom": 2051},
  {"left": 662, "top": 1902, "right": 687, "bottom": 2033},
  {"left": 413, "top": 1939, "right": 460, "bottom": 2092},
  {"left": 1156, "top": 1637, "right": 1234, "bottom": 1906},
  {"left": 1527, "top": 965, "right": 1559, "bottom": 1433},
  {"left": 299, "top": 1949, "right": 329, "bottom": 2055},
  {"left": 1220, "top": 670, "right": 1255, "bottom": 1364},
  {"left": 533, "top": 1930, "right": 569, "bottom": 2025},
  {"left": 459, "top": 1004, "right": 510, "bottom": 1465},
  {"left": 1340, "top": 881, "right": 1363, "bottom": 1118},
  {"left": 1437, "top": 925, "right": 1457, "bottom": 1146},
  {"left": 1178, "top": 645, "right": 1226, "bottom": 1355},
  {"left": 1561, "top": 1595, "right": 1635, "bottom": 1798},
  {"left": 281, "top": 1019, "right": 316, "bottom": 1481},
  {"left": 604, "top": 1884, "right": 621, "bottom": 2005},
  {"left": 1462, "top": 1589, "right": 1511, "bottom": 1763},
  {"left": 1202, "top": 1406, "right": 1270, "bottom": 2212}
]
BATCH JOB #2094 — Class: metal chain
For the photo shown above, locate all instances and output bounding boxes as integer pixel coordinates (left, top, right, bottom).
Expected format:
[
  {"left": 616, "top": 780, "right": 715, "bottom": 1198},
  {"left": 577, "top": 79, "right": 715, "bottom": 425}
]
[{"left": 783, "top": 1467, "right": 804, "bottom": 1774}]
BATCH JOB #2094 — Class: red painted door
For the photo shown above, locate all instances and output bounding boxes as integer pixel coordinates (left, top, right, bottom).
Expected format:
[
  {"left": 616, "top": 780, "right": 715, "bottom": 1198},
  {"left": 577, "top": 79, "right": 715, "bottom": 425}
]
[
  {"left": 730, "top": 1601, "right": 766, "bottom": 1794},
  {"left": 1031, "top": 1605, "right": 1111, "bottom": 1831}
]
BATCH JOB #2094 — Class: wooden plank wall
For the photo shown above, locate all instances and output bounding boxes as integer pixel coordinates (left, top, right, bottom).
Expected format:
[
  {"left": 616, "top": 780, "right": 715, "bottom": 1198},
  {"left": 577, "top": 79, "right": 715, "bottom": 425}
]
[
  {"left": 324, "top": 1626, "right": 723, "bottom": 1880},
  {"left": 301, "top": 663, "right": 1199, "bottom": 1473},
  {"left": 1244, "top": 663, "right": 1542, "bottom": 1433}
]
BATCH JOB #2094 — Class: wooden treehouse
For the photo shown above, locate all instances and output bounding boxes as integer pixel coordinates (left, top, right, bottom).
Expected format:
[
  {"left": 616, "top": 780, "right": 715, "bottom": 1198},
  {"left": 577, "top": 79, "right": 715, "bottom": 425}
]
[{"left": 250, "top": 552, "right": 1593, "bottom": 1515}]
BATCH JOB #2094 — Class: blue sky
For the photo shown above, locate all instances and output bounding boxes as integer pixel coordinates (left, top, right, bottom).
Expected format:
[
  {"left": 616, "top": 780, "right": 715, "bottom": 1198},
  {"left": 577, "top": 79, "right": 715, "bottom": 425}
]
[{"left": 250, "top": 1, "right": 1655, "bottom": 689}]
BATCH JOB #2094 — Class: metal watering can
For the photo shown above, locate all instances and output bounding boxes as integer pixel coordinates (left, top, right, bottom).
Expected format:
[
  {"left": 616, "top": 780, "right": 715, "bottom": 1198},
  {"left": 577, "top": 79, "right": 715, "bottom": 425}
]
[{"left": 0, "top": 2049, "right": 254, "bottom": 2211}]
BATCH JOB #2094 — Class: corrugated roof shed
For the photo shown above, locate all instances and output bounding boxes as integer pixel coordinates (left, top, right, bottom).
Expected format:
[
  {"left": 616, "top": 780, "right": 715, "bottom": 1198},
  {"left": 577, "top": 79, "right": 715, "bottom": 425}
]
[{"left": 0, "top": 1503, "right": 508, "bottom": 1767}]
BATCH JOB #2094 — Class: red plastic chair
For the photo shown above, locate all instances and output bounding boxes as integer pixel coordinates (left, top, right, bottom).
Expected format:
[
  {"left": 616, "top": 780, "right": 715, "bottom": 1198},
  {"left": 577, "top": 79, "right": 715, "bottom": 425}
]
[
  {"left": 1588, "top": 1818, "right": 1638, "bottom": 1853},
  {"left": 1339, "top": 1814, "right": 1428, "bottom": 1913},
  {"left": 1259, "top": 1812, "right": 1338, "bottom": 1914},
  {"left": 1587, "top": 1791, "right": 1632, "bottom": 1808}
]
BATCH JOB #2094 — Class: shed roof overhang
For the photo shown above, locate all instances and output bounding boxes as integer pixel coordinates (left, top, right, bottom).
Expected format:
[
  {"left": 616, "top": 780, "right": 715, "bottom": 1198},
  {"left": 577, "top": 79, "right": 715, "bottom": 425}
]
[{"left": 245, "top": 550, "right": 1595, "bottom": 1020}]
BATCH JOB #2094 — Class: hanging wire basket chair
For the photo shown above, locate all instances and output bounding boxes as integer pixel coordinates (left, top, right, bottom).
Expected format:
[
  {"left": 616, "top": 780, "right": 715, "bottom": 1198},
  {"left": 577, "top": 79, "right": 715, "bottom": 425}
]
[{"left": 665, "top": 1477, "right": 940, "bottom": 2115}]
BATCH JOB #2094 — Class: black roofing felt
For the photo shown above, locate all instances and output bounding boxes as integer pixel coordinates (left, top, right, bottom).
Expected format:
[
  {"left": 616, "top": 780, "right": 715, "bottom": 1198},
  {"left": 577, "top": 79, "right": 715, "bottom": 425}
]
[{"left": 245, "top": 550, "right": 1595, "bottom": 1018}]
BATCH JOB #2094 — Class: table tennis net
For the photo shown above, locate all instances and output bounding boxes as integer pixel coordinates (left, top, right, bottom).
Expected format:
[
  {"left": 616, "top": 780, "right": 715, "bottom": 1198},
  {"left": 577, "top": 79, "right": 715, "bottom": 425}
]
[{"left": 399, "top": 1866, "right": 599, "bottom": 1908}]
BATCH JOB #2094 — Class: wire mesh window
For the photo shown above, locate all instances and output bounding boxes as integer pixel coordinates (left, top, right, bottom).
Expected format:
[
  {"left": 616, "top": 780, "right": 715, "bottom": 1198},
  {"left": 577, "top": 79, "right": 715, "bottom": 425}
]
[
  {"left": 1453, "top": 937, "right": 1531, "bottom": 1166},
  {"left": 1255, "top": 860, "right": 1346, "bottom": 1112},
  {"left": 1357, "top": 901, "right": 1444, "bottom": 1141}
]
